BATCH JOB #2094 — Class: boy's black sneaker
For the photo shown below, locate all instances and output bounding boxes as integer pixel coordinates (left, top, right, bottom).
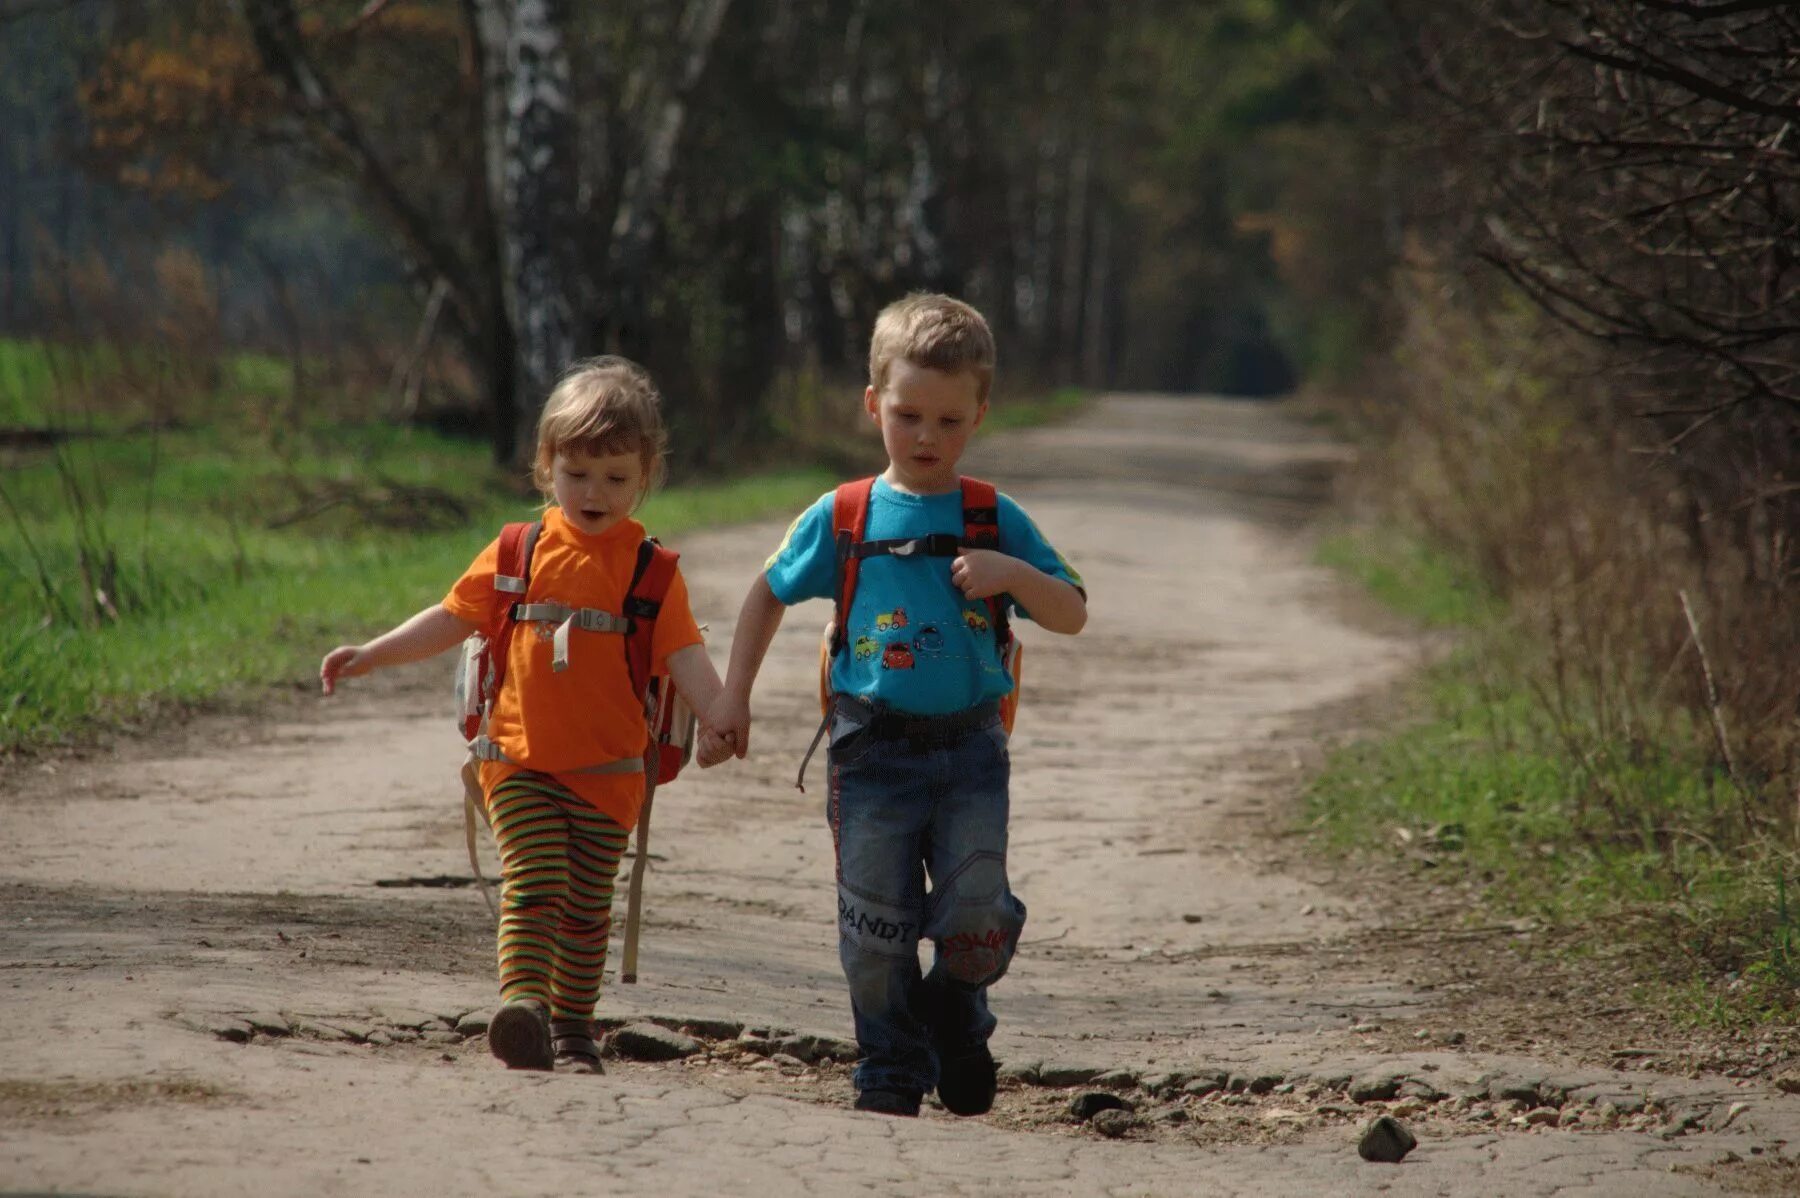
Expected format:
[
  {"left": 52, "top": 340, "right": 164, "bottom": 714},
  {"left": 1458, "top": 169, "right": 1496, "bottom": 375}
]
[
  {"left": 936, "top": 1043, "right": 998, "bottom": 1116},
  {"left": 853, "top": 1088, "right": 922, "bottom": 1117}
]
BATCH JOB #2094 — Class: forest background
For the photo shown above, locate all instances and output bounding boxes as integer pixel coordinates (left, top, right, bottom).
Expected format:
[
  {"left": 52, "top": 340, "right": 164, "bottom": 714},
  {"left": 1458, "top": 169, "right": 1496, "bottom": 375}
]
[{"left": 2, "top": 0, "right": 1796, "bottom": 1023}]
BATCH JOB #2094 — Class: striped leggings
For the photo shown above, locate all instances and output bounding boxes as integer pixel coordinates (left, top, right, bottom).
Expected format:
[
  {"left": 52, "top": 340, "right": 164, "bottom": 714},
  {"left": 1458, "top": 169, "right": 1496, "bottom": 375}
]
[{"left": 485, "top": 771, "right": 629, "bottom": 1021}]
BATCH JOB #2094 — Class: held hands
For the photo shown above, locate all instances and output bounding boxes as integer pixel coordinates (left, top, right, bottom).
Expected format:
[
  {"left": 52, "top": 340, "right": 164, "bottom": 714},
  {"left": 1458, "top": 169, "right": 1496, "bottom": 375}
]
[
  {"left": 699, "top": 690, "right": 753, "bottom": 765},
  {"left": 319, "top": 645, "right": 373, "bottom": 696},
  {"left": 694, "top": 726, "right": 738, "bottom": 768},
  {"left": 950, "top": 547, "right": 1020, "bottom": 601}
]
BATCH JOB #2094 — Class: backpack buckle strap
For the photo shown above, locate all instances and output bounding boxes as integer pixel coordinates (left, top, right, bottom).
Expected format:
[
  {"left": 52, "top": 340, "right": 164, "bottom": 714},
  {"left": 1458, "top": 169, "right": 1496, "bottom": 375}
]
[
  {"left": 494, "top": 574, "right": 528, "bottom": 595},
  {"left": 470, "top": 735, "right": 511, "bottom": 763},
  {"left": 851, "top": 533, "right": 961, "bottom": 560}
]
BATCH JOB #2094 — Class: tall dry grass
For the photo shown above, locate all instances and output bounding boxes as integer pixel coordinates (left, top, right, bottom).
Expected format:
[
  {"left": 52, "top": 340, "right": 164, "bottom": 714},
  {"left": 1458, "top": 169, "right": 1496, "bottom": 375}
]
[{"left": 1344, "top": 280, "right": 1797, "bottom": 836}]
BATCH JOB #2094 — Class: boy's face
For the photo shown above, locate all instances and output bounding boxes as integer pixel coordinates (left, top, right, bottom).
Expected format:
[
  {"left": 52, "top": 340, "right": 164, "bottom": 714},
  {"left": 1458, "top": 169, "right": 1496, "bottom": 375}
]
[
  {"left": 551, "top": 443, "right": 646, "bottom": 536},
  {"left": 865, "top": 360, "right": 987, "bottom": 494}
]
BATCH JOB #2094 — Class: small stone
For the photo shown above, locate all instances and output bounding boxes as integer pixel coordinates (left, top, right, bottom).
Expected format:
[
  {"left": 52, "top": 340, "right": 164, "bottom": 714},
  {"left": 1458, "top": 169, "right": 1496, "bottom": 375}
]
[
  {"left": 1316, "top": 1102, "right": 1360, "bottom": 1118},
  {"left": 387, "top": 1028, "right": 420, "bottom": 1043},
  {"left": 611, "top": 1023, "right": 705, "bottom": 1061},
  {"left": 455, "top": 1011, "right": 492, "bottom": 1037},
  {"left": 1523, "top": 1106, "right": 1560, "bottom": 1127},
  {"left": 379, "top": 1008, "right": 444, "bottom": 1031},
  {"left": 1399, "top": 1079, "right": 1446, "bottom": 1102},
  {"left": 1182, "top": 913, "right": 1204, "bottom": 923},
  {"left": 291, "top": 1018, "right": 354, "bottom": 1043},
  {"left": 1091, "top": 1109, "right": 1137, "bottom": 1138},
  {"left": 1068, "top": 1090, "right": 1131, "bottom": 1122},
  {"left": 1146, "top": 1104, "right": 1189, "bottom": 1125},
  {"left": 1183, "top": 1072, "right": 1228, "bottom": 1097},
  {"left": 1349, "top": 1075, "right": 1401, "bottom": 1103},
  {"left": 1391, "top": 1098, "right": 1426, "bottom": 1118},
  {"left": 770, "top": 1053, "right": 807, "bottom": 1072},
  {"left": 999, "top": 1060, "right": 1042, "bottom": 1085},
  {"left": 1247, "top": 1073, "right": 1283, "bottom": 1095},
  {"left": 1358, "top": 1115, "right": 1417, "bottom": 1163},
  {"left": 1092, "top": 1068, "right": 1140, "bottom": 1090},
  {"left": 365, "top": 1030, "right": 393, "bottom": 1046},
  {"left": 674, "top": 1017, "right": 745, "bottom": 1041},
  {"left": 1773, "top": 1071, "right": 1800, "bottom": 1095},
  {"left": 308, "top": 1020, "right": 375, "bottom": 1043},
  {"left": 749, "top": 1059, "right": 777, "bottom": 1071},
  {"left": 1038, "top": 1062, "right": 1104, "bottom": 1087},
  {"left": 1486, "top": 1075, "right": 1544, "bottom": 1106},
  {"left": 1715, "top": 1101, "right": 1750, "bottom": 1130}
]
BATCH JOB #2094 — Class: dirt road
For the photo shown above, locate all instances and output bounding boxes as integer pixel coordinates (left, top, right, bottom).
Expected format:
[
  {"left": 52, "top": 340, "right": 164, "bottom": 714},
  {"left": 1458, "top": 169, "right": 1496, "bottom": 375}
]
[{"left": 5, "top": 395, "right": 1797, "bottom": 1196}]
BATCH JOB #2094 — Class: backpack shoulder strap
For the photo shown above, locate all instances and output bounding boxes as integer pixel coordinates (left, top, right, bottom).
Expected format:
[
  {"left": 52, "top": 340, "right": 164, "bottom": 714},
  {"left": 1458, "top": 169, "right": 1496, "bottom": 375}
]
[
  {"left": 829, "top": 478, "right": 876, "bottom": 656},
  {"left": 485, "top": 519, "right": 542, "bottom": 708},
  {"left": 959, "top": 477, "right": 1009, "bottom": 641},
  {"left": 624, "top": 537, "right": 681, "bottom": 699}
]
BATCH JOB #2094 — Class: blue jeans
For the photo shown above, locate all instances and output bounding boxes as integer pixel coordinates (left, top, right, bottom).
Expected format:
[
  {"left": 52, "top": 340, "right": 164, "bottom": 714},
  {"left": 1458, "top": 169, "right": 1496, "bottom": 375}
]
[{"left": 825, "top": 701, "right": 1028, "bottom": 1096}]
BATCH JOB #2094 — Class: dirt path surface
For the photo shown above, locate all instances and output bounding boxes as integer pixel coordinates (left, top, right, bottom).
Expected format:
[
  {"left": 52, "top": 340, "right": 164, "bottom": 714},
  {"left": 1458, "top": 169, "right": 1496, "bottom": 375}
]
[{"left": 6, "top": 395, "right": 1799, "bottom": 1197}]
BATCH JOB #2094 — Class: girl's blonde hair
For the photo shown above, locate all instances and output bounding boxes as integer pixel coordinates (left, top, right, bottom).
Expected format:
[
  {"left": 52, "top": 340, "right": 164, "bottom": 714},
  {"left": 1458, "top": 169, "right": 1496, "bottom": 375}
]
[{"left": 532, "top": 356, "right": 669, "bottom": 499}]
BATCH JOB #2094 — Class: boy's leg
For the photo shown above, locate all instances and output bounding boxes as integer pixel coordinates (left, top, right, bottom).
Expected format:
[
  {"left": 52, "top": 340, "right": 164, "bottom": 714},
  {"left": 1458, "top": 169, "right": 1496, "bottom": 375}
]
[
  {"left": 918, "top": 719, "right": 1025, "bottom": 1088},
  {"left": 827, "top": 717, "right": 936, "bottom": 1104},
  {"left": 549, "top": 797, "right": 628, "bottom": 1072}
]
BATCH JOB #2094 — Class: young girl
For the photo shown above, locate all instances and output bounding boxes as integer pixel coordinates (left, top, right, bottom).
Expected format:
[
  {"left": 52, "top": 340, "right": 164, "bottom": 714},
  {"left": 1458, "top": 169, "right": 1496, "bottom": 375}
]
[{"left": 320, "top": 356, "right": 728, "bottom": 1073}]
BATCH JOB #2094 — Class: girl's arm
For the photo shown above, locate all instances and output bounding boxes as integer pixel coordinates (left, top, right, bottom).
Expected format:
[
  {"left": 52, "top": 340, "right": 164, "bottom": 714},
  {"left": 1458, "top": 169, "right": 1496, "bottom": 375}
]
[
  {"left": 320, "top": 604, "right": 479, "bottom": 695},
  {"left": 951, "top": 549, "right": 1087, "bottom": 635},
  {"left": 664, "top": 642, "right": 724, "bottom": 721}
]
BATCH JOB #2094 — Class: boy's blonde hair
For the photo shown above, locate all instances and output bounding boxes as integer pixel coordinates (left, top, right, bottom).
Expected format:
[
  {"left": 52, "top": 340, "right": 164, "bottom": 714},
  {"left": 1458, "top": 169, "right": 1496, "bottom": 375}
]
[
  {"left": 868, "top": 293, "right": 996, "bottom": 402},
  {"left": 532, "top": 356, "right": 668, "bottom": 496}
]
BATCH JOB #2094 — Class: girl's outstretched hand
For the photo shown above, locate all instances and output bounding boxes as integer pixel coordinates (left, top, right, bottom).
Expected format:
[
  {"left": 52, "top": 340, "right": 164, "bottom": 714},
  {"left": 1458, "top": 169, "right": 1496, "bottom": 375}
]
[{"left": 319, "top": 645, "right": 372, "bottom": 695}]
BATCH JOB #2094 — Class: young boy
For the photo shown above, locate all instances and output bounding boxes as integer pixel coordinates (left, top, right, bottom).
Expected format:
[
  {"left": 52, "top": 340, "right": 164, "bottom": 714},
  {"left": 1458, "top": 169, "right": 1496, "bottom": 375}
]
[{"left": 708, "top": 293, "right": 1086, "bottom": 1117}]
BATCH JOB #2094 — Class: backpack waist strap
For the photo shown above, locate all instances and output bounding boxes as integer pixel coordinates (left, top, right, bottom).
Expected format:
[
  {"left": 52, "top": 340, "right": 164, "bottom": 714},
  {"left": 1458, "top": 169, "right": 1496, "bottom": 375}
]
[{"left": 469, "top": 735, "right": 645, "bottom": 776}]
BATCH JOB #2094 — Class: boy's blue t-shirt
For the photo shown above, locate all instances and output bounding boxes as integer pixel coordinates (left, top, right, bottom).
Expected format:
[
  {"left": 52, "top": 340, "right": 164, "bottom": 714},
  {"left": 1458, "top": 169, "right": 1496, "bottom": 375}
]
[{"left": 764, "top": 477, "right": 1083, "bottom": 716}]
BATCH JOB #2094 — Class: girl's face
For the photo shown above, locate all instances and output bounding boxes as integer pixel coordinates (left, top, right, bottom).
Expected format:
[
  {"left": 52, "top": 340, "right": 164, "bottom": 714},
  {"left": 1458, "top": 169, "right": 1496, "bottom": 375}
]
[{"left": 550, "top": 443, "right": 647, "bottom": 536}]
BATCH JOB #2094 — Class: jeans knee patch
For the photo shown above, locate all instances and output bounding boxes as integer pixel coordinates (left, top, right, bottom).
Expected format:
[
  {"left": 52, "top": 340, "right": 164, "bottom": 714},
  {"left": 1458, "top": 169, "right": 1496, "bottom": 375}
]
[{"left": 926, "top": 853, "right": 1025, "bottom": 986}]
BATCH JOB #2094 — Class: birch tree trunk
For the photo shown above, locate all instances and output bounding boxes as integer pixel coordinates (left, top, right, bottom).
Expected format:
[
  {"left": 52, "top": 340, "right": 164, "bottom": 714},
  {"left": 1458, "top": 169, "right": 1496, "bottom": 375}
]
[
  {"left": 500, "top": 0, "right": 579, "bottom": 460},
  {"left": 605, "top": 0, "right": 734, "bottom": 348}
]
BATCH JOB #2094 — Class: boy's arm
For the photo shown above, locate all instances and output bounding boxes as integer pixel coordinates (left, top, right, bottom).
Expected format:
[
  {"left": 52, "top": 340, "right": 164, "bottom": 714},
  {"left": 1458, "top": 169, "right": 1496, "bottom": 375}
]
[
  {"left": 710, "top": 573, "right": 789, "bottom": 758},
  {"left": 320, "top": 603, "right": 479, "bottom": 694},
  {"left": 951, "top": 550, "right": 1088, "bottom": 635}
]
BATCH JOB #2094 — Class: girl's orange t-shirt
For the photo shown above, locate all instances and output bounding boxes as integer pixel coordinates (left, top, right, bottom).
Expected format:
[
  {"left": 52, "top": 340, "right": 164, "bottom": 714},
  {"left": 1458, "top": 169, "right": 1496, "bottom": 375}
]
[{"left": 443, "top": 507, "right": 703, "bottom": 830}]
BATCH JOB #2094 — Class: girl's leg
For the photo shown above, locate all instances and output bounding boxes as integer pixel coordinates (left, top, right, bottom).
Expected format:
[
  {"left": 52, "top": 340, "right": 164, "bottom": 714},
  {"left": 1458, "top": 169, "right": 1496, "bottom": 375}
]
[
  {"left": 488, "top": 773, "right": 579, "bottom": 1004},
  {"left": 548, "top": 800, "right": 628, "bottom": 1072}
]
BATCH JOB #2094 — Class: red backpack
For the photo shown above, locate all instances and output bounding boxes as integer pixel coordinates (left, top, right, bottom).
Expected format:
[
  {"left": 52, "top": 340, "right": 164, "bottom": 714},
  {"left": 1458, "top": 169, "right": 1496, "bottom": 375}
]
[{"left": 814, "top": 475, "right": 1023, "bottom": 731}]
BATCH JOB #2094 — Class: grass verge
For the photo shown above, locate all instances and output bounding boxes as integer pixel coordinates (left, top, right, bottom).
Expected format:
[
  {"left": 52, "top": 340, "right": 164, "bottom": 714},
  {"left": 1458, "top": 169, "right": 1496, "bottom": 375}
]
[
  {"left": 2, "top": 392, "right": 831, "bottom": 754},
  {"left": 1311, "top": 524, "right": 1800, "bottom": 1025}
]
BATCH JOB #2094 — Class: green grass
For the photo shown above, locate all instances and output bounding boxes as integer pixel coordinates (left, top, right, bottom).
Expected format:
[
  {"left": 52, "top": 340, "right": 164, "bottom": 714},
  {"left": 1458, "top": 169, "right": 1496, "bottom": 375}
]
[
  {"left": 982, "top": 385, "right": 1091, "bottom": 431},
  {"left": 1, "top": 394, "right": 832, "bottom": 753},
  {"left": 1312, "top": 523, "right": 1800, "bottom": 1023},
  {"left": 1315, "top": 525, "right": 1497, "bottom": 627}
]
